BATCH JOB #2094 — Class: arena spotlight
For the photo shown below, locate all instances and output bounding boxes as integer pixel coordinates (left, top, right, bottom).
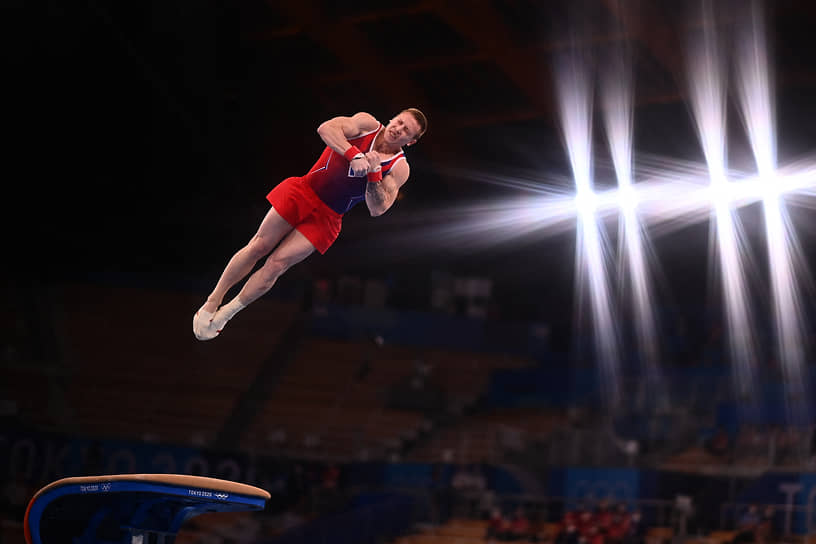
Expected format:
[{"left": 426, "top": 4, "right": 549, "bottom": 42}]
[
  {"left": 735, "top": 0, "right": 811, "bottom": 422},
  {"left": 556, "top": 46, "right": 621, "bottom": 410},
  {"left": 601, "top": 43, "right": 664, "bottom": 398},
  {"left": 687, "top": 1, "right": 759, "bottom": 401},
  {"left": 574, "top": 188, "right": 599, "bottom": 216},
  {"left": 391, "top": 145, "right": 816, "bottom": 259}
]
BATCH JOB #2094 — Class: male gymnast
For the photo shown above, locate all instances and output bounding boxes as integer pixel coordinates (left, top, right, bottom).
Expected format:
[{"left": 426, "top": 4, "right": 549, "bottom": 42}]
[{"left": 193, "top": 108, "right": 427, "bottom": 340}]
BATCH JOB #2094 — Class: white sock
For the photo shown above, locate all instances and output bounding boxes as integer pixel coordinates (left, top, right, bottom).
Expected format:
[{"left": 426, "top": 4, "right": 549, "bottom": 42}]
[
  {"left": 220, "top": 297, "right": 247, "bottom": 320},
  {"left": 210, "top": 297, "right": 247, "bottom": 332}
]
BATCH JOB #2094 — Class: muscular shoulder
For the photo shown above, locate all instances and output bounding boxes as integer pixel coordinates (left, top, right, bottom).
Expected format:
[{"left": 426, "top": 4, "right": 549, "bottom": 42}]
[
  {"left": 318, "top": 112, "right": 381, "bottom": 140},
  {"left": 388, "top": 157, "right": 410, "bottom": 186}
]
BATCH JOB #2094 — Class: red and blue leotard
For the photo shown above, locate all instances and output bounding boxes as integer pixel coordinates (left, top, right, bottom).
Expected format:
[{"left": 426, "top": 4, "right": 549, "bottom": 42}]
[{"left": 266, "top": 123, "right": 406, "bottom": 254}]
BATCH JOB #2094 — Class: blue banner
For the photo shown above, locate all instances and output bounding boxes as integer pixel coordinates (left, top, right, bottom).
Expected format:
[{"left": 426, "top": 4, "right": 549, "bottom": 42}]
[
  {"left": 564, "top": 468, "right": 640, "bottom": 503},
  {"left": 309, "top": 304, "right": 548, "bottom": 356}
]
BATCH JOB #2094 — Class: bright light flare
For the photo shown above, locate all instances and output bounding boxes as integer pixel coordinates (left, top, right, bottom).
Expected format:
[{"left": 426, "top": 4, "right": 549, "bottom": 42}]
[
  {"left": 735, "top": 1, "right": 811, "bottom": 423},
  {"left": 381, "top": 149, "right": 816, "bottom": 259},
  {"left": 617, "top": 185, "right": 639, "bottom": 215},
  {"left": 376, "top": 2, "right": 816, "bottom": 432},
  {"left": 379, "top": 190, "right": 581, "bottom": 254},
  {"left": 601, "top": 43, "right": 664, "bottom": 399},
  {"left": 574, "top": 189, "right": 598, "bottom": 216},
  {"left": 687, "top": 3, "right": 759, "bottom": 401},
  {"left": 776, "top": 157, "right": 816, "bottom": 207},
  {"left": 556, "top": 47, "right": 621, "bottom": 409}
]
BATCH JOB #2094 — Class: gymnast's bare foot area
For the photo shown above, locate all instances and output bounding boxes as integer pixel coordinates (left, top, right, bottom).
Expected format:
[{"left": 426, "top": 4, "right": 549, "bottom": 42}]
[{"left": 193, "top": 307, "right": 220, "bottom": 341}]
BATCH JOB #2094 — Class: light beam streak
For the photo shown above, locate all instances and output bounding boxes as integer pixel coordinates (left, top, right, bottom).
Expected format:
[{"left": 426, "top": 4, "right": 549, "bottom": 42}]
[
  {"left": 601, "top": 41, "right": 664, "bottom": 401},
  {"left": 556, "top": 47, "right": 621, "bottom": 410},
  {"left": 687, "top": 2, "right": 760, "bottom": 402},
  {"left": 735, "top": 0, "right": 811, "bottom": 423}
]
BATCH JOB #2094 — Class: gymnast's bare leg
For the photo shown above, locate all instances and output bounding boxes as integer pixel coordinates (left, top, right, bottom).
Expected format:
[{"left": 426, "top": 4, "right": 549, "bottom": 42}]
[
  {"left": 193, "top": 213, "right": 315, "bottom": 340},
  {"left": 193, "top": 207, "right": 290, "bottom": 338}
]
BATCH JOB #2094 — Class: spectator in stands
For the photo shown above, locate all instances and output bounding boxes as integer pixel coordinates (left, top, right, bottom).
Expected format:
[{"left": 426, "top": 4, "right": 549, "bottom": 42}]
[
  {"left": 615, "top": 503, "right": 631, "bottom": 526},
  {"left": 607, "top": 508, "right": 631, "bottom": 544},
  {"left": 577, "top": 508, "right": 595, "bottom": 536},
  {"left": 606, "top": 517, "right": 626, "bottom": 544},
  {"left": 563, "top": 502, "right": 585, "bottom": 528},
  {"left": 555, "top": 523, "right": 580, "bottom": 544},
  {"left": 595, "top": 499, "right": 613, "bottom": 532},
  {"left": 733, "top": 504, "right": 761, "bottom": 544},
  {"left": 755, "top": 506, "right": 776, "bottom": 544},
  {"left": 586, "top": 525, "right": 605, "bottom": 544},
  {"left": 479, "top": 489, "right": 498, "bottom": 519},
  {"left": 622, "top": 510, "right": 645, "bottom": 544},
  {"left": 452, "top": 464, "right": 487, "bottom": 517},
  {"left": 508, "top": 507, "right": 531, "bottom": 541},
  {"left": 486, "top": 507, "right": 508, "bottom": 543}
]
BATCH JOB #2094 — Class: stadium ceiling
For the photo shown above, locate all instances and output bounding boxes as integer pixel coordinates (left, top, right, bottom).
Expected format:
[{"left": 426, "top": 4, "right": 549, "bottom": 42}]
[
  {"left": 241, "top": 0, "right": 815, "bottom": 125},
  {"left": 234, "top": 0, "right": 816, "bottom": 185}
]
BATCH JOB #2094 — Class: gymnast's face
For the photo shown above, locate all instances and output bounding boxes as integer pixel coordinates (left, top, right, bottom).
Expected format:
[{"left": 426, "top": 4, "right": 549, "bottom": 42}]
[{"left": 384, "top": 112, "right": 421, "bottom": 147}]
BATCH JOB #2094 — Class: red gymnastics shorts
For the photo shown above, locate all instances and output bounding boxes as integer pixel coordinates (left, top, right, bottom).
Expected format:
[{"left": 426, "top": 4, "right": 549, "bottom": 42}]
[{"left": 266, "top": 176, "right": 342, "bottom": 254}]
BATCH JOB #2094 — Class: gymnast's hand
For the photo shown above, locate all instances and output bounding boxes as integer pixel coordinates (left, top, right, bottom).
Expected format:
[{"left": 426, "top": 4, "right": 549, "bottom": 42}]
[
  {"left": 364, "top": 151, "right": 383, "bottom": 173},
  {"left": 350, "top": 154, "right": 369, "bottom": 177}
]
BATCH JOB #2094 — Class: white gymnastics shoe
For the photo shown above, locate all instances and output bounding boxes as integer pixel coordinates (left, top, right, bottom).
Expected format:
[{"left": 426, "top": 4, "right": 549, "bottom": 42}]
[{"left": 193, "top": 307, "right": 220, "bottom": 341}]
